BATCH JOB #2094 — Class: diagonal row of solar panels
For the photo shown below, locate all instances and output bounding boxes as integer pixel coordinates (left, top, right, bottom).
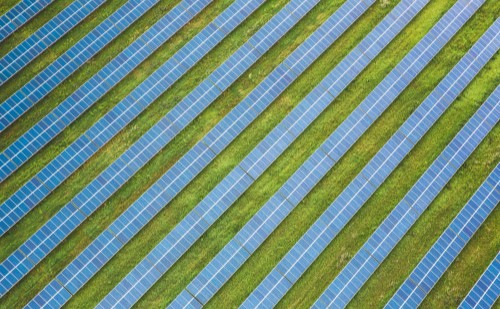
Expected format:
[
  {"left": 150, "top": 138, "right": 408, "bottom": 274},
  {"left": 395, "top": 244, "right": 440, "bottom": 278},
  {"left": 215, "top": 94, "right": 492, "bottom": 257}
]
[
  {"left": 0, "top": 0, "right": 210, "bottom": 228},
  {"left": 92, "top": 0, "right": 359, "bottom": 260},
  {"left": 106, "top": 1, "right": 426, "bottom": 307},
  {"left": 0, "top": 0, "right": 163, "bottom": 143},
  {"left": 459, "top": 251, "right": 500, "bottom": 309},
  {"left": 0, "top": 0, "right": 164, "bottom": 153},
  {"left": 185, "top": 2, "right": 483, "bottom": 307},
  {"left": 24, "top": 0, "right": 322, "bottom": 307},
  {"left": 0, "top": 0, "right": 54, "bottom": 42},
  {"left": 0, "top": 0, "right": 261, "bottom": 237},
  {"left": 0, "top": 0, "right": 264, "bottom": 297},
  {"left": 0, "top": 0, "right": 492, "bottom": 306},
  {"left": 312, "top": 70, "right": 500, "bottom": 309},
  {"left": 386, "top": 159, "right": 500, "bottom": 308},
  {"left": 244, "top": 5, "right": 496, "bottom": 308},
  {"left": 0, "top": 0, "right": 105, "bottom": 85}
]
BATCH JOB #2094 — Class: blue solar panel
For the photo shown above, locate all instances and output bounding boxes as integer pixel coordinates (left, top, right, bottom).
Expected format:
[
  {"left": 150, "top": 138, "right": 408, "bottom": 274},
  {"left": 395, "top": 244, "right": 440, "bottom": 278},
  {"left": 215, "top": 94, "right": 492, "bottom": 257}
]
[
  {"left": 44, "top": 2, "right": 324, "bottom": 306},
  {"left": 459, "top": 251, "right": 500, "bottom": 309},
  {"left": 0, "top": 0, "right": 163, "bottom": 135},
  {"left": 0, "top": 0, "right": 221, "bottom": 234},
  {"left": 0, "top": 0, "right": 105, "bottom": 84},
  {"left": 245, "top": 12, "right": 497, "bottom": 309},
  {"left": 312, "top": 41, "right": 500, "bottom": 309},
  {"left": 0, "top": 0, "right": 54, "bottom": 42},
  {"left": 99, "top": 0, "right": 424, "bottom": 306},
  {"left": 0, "top": 0, "right": 264, "bottom": 298},
  {"left": 386, "top": 160, "right": 500, "bottom": 308},
  {"left": 26, "top": 1, "right": 323, "bottom": 307},
  {"left": 184, "top": 1, "right": 487, "bottom": 307}
]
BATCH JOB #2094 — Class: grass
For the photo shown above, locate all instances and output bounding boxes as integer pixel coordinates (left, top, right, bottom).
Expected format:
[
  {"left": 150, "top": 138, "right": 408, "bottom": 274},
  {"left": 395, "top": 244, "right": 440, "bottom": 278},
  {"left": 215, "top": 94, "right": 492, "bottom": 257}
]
[{"left": 0, "top": 0, "right": 499, "bottom": 308}]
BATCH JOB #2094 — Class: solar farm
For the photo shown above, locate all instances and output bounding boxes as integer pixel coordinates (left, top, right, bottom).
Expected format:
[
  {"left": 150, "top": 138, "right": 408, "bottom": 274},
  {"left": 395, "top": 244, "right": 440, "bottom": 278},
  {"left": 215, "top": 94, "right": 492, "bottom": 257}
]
[{"left": 0, "top": 0, "right": 498, "bottom": 308}]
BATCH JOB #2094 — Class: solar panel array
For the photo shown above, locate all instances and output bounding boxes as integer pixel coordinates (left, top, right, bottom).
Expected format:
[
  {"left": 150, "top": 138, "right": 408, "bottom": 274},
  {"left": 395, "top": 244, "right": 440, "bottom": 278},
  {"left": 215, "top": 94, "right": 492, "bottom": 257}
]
[
  {"left": 102, "top": 1, "right": 426, "bottom": 307},
  {"left": 459, "top": 251, "right": 500, "bottom": 309},
  {"left": 0, "top": 0, "right": 210, "bottom": 229},
  {"left": 0, "top": 0, "right": 264, "bottom": 297},
  {"left": 0, "top": 0, "right": 105, "bottom": 85},
  {"left": 0, "top": 0, "right": 260, "bottom": 237},
  {"left": 386, "top": 159, "right": 500, "bottom": 308},
  {"left": 244, "top": 4, "right": 495, "bottom": 308},
  {"left": 0, "top": 0, "right": 168, "bottom": 170},
  {"left": 0, "top": 0, "right": 54, "bottom": 42},
  {"left": 312, "top": 67, "right": 500, "bottom": 309},
  {"left": 0, "top": 0, "right": 165, "bottom": 134},
  {"left": 0, "top": 0, "right": 497, "bottom": 307},
  {"left": 179, "top": 0, "right": 478, "bottom": 306},
  {"left": 25, "top": 0, "right": 322, "bottom": 306}
]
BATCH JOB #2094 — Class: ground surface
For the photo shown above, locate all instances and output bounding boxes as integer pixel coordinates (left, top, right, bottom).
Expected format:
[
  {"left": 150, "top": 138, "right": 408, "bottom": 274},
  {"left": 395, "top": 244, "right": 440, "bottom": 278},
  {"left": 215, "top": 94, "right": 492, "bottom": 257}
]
[{"left": 0, "top": 0, "right": 499, "bottom": 308}]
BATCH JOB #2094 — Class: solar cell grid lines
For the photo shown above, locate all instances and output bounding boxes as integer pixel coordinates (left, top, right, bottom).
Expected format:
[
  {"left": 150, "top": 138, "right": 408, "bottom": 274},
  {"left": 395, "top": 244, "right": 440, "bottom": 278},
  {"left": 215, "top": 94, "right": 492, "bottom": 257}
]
[
  {"left": 0, "top": 0, "right": 497, "bottom": 306},
  {"left": 0, "top": 0, "right": 211, "bottom": 231},
  {"left": 459, "top": 251, "right": 500, "bottom": 309},
  {"left": 188, "top": 1, "right": 488, "bottom": 307},
  {"left": 312, "top": 70, "right": 500, "bottom": 308},
  {"left": 0, "top": 0, "right": 105, "bottom": 85},
  {"left": 386, "top": 159, "right": 500, "bottom": 308},
  {"left": 0, "top": 0, "right": 162, "bottom": 135},
  {"left": 103, "top": 0, "right": 428, "bottom": 307},
  {"left": 243, "top": 3, "right": 495, "bottom": 308},
  {"left": 24, "top": 0, "right": 322, "bottom": 306},
  {"left": 0, "top": 0, "right": 254, "bottom": 237},
  {"left": 0, "top": 0, "right": 54, "bottom": 42},
  {"left": 0, "top": 0, "right": 264, "bottom": 298}
]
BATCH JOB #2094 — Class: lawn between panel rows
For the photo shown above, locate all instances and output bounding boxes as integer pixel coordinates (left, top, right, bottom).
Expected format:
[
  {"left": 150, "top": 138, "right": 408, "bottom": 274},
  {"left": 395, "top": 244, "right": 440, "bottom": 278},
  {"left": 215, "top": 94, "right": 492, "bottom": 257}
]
[{"left": 0, "top": 0, "right": 498, "bottom": 308}]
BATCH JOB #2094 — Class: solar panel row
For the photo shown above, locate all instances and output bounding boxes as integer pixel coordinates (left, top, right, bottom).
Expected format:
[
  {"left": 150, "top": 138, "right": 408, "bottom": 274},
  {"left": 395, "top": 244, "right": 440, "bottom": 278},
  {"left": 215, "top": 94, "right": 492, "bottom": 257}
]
[
  {"left": 0, "top": 0, "right": 494, "bottom": 307},
  {"left": 25, "top": 0, "right": 322, "bottom": 307},
  {"left": 184, "top": 0, "right": 480, "bottom": 306},
  {"left": 0, "top": 0, "right": 165, "bottom": 167},
  {"left": 0, "top": 0, "right": 105, "bottom": 85},
  {"left": 0, "top": 0, "right": 54, "bottom": 42},
  {"left": 312, "top": 61, "right": 500, "bottom": 309},
  {"left": 102, "top": 1, "right": 427, "bottom": 307},
  {"left": 0, "top": 1, "right": 164, "bottom": 136},
  {"left": 0, "top": 0, "right": 264, "bottom": 297},
  {"left": 459, "top": 251, "right": 500, "bottom": 309},
  {"left": 386, "top": 158, "right": 500, "bottom": 308},
  {"left": 0, "top": 0, "right": 211, "bottom": 231},
  {"left": 0, "top": 0, "right": 261, "bottom": 237},
  {"left": 243, "top": 4, "right": 495, "bottom": 308}
]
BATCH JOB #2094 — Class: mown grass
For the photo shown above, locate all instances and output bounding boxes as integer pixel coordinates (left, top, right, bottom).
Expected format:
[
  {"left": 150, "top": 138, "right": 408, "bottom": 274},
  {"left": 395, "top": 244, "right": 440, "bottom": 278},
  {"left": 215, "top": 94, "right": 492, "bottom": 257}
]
[
  {"left": 0, "top": 0, "right": 21, "bottom": 15},
  {"left": 0, "top": 0, "right": 498, "bottom": 308}
]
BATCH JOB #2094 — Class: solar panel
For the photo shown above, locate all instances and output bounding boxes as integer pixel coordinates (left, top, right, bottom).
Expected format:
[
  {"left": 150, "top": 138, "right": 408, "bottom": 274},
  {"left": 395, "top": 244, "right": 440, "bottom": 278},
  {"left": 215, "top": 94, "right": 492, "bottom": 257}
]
[
  {"left": 0, "top": 0, "right": 54, "bottom": 42},
  {"left": 22, "top": 1, "right": 317, "bottom": 304},
  {"left": 23, "top": 1, "right": 326, "bottom": 304},
  {"left": 218, "top": 5, "right": 498, "bottom": 309},
  {"left": 100, "top": 1, "right": 426, "bottom": 307},
  {"left": 0, "top": 0, "right": 258, "bottom": 236},
  {"left": 25, "top": 1, "right": 368, "bottom": 306},
  {"left": 386, "top": 158, "right": 500, "bottom": 308},
  {"left": 0, "top": 0, "right": 265, "bottom": 300},
  {"left": 312, "top": 49, "right": 500, "bottom": 309},
  {"left": 0, "top": 1, "right": 262, "bottom": 300},
  {"left": 0, "top": 0, "right": 105, "bottom": 85},
  {"left": 243, "top": 3, "right": 498, "bottom": 307},
  {"left": 459, "top": 251, "right": 500, "bottom": 309},
  {"left": 0, "top": 0, "right": 174, "bottom": 171},
  {"left": 0, "top": 0, "right": 211, "bottom": 223}
]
